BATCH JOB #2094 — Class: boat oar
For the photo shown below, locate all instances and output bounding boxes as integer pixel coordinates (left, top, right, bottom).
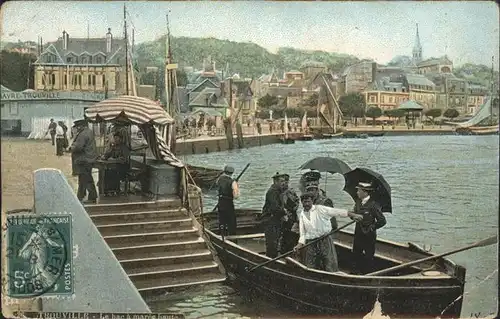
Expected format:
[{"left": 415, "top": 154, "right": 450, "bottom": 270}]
[
  {"left": 246, "top": 220, "right": 356, "bottom": 272},
  {"left": 210, "top": 163, "right": 251, "bottom": 213},
  {"left": 367, "top": 235, "right": 498, "bottom": 276}
]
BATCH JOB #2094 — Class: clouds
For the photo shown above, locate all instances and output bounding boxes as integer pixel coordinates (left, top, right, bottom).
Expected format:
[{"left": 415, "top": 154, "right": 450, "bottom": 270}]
[{"left": 1, "top": 1, "right": 498, "bottom": 67}]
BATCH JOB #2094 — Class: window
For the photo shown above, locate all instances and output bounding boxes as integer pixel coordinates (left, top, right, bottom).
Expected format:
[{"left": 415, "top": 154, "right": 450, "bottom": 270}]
[
  {"left": 92, "top": 75, "right": 96, "bottom": 86},
  {"left": 402, "top": 88, "right": 406, "bottom": 92},
  {"left": 50, "top": 73, "right": 55, "bottom": 85},
  {"left": 88, "top": 74, "right": 92, "bottom": 85},
  {"left": 393, "top": 88, "right": 396, "bottom": 92},
  {"left": 9, "top": 102, "right": 18, "bottom": 115},
  {"left": 102, "top": 74, "right": 106, "bottom": 86},
  {"left": 389, "top": 97, "right": 394, "bottom": 103},
  {"left": 67, "top": 57, "right": 73, "bottom": 63},
  {"left": 369, "top": 95, "right": 376, "bottom": 103},
  {"left": 64, "top": 74, "right": 67, "bottom": 86}
]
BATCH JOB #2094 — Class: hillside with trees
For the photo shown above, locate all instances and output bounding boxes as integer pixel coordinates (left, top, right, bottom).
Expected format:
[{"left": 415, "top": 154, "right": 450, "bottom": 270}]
[{"left": 134, "top": 36, "right": 360, "bottom": 79}]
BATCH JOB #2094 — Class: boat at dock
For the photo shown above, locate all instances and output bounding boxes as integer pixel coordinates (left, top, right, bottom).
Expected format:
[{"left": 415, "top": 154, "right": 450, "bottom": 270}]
[
  {"left": 199, "top": 210, "right": 466, "bottom": 318},
  {"left": 455, "top": 125, "right": 499, "bottom": 136}
]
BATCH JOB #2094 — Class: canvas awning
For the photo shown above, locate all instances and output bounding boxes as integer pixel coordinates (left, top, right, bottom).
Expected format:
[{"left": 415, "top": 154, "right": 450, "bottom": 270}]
[
  {"left": 85, "top": 95, "right": 174, "bottom": 125},
  {"left": 85, "top": 95, "right": 183, "bottom": 168},
  {"left": 397, "top": 100, "right": 424, "bottom": 111}
]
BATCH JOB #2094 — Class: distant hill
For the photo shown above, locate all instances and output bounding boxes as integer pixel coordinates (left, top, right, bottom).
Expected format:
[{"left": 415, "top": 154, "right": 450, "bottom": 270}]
[
  {"left": 453, "top": 63, "right": 499, "bottom": 87},
  {"left": 134, "top": 36, "right": 361, "bottom": 78}
]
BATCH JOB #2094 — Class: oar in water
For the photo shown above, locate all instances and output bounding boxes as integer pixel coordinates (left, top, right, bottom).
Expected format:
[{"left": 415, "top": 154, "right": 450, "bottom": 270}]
[
  {"left": 246, "top": 220, "right": 356, "bottom": 273},
  {"left": 367, "top": 235, "right": 498, "bottom": 276},
  {"left": 210, "top": 163, "right": 251, "bottom": 213}
]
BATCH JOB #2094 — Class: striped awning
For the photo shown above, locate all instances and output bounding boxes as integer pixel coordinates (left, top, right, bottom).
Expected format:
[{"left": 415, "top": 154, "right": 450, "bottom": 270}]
[
  {"left": 85, "top": 95, "right": 174, "bottom": 125},
  {"left": 141, "top": 125, "right": 184, "bottom": 168}
]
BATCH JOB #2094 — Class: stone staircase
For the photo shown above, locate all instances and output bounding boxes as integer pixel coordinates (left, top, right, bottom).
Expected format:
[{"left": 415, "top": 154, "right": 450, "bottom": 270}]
[{"left": 84, "top": 197, "right": 226, "bottom": 300}]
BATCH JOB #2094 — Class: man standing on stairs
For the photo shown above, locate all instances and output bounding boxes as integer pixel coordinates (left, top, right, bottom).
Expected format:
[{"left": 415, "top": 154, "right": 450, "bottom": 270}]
[{"left": 216, "top": 165, "right": 240, "bottom": 236}]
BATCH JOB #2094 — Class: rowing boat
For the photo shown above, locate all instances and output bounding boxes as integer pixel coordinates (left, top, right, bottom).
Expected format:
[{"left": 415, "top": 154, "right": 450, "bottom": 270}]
[{"left": 199, "top": 210, "right": 466, "bottom": 318}]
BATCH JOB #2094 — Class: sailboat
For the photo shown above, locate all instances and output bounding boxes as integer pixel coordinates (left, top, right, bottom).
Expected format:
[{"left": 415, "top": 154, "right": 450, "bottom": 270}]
[
  {"left": 161, "top": 12, "right": 225, "bottom": 188},
  {"left": 280, "top": 112, "right": 295, "bottom": 144},
  {"left": 299, "top": 111, "right": 314, "bottom": 141},
  {"left": 455, "top": 57, "right": 499, "bottom": 135}
]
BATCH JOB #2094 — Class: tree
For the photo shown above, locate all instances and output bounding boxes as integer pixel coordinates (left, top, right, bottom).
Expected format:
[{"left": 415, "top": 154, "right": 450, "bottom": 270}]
[
  {"left": 443, "top": 108, "right": 460, "bottom": 120},
  {"left": 424, "top": 108, "right": 442, "bottom": 124},
  {"left": 338, "top": 92, "right": 366, "bottom": 126},
  {"left": 365, "top": 106, "right": 383, "bottom": 126},
  {"left": 257, "top": 94, "right": 279, "bottom": 109},
  {"left": 0, "top": 50, "right": 36, "bottom": 91}
]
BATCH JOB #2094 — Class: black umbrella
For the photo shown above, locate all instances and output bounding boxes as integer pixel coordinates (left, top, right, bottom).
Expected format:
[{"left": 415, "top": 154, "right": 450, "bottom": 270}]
[
  {"left": 298, "top": 157, "right": 352, "bottom": 175},
  {"left": 343, "top": 167, "right": 392, "bottom": 213}
]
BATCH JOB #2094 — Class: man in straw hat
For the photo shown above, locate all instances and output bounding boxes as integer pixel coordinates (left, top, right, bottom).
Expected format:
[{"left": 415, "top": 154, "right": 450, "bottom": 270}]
[
  {"left": 69, "top": 118, "right": 98, "bottom": 204},
  {"left": 216, "top": 165, "right": 240, "bottom": 236},
  {"left": 260, "top": 172, "right": 288, "bottom": 258},
  {"left": 293, "top": 192, "right": 362, "bottom": 272},
  {"left": 351, "top": 181, "right": 387, "bottom": 274}
]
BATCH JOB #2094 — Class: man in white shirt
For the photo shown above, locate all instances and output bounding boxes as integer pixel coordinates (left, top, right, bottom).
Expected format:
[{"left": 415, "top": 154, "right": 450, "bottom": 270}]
[
  {"left": 55, "top": 121, "right": 65, "bottom": 156},
  {"left": 294, "top": 192, "right": 362, "bottom": 272}
]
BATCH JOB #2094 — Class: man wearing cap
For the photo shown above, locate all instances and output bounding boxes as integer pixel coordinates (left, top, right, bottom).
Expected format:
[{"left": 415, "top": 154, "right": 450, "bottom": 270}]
[
  {"left": 69, "top": 119, "right": 98, "bottom": 204},
  {"left": 294, "top": 192, "right": 361, "bottom": 272},
  {"left": 301, "top": 171, "right": 338, "bottom": 230},
  {"left": 351, "top": 182, "right": 387, "bottom": 274},
  {"left": 216, "top": 165, "right": 240, "bottom": 236},
  {"left": 279, "top": 174, "right": 300, "bottom": 254},
  {"left": 45, "top": 119, "right": 57, "bottom": 146},
  {"left": 261, "top": 172, "right": 288, "bottom": 258}
]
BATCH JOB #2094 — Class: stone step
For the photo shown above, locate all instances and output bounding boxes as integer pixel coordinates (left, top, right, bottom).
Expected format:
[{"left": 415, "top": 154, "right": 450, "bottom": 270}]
[
  {"left": 128, "top": 261, "right": 219, "bottom": 284},
  {"left": 85, "top": 198, "right": 182, "bottom": 214},
  {"left": 120, "top": 250, "right": 214, "bottom": 271},
  {"left": 104, "top": 228, "right": 200, "bottom": 248},
  {"left": 97, "top": 218, "right": 193, "bottom": 236},
  {"left": 137, "top": 273, "right": 227, "bottom": 295},
  {"left": 90, "top": 209, "right": 188, "bottom": 226},
  {"left": 112, "top": 239, "right": 207, "bottom": 260}
]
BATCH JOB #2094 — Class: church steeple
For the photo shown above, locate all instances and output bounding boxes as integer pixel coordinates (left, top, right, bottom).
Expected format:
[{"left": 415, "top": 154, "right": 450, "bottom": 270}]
[{"left": 412, "top": 23, "right": 423, "bottom": 64}]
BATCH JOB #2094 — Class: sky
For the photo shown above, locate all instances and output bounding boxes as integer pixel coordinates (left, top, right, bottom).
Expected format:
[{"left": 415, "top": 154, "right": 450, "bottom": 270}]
[{"left": 1, "top": 1, "right": 499, "bottom": 68}]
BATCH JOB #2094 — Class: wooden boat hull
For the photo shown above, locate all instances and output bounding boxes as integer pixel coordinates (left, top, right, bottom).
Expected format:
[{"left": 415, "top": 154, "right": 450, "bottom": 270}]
[
  {"left": 280, "top": 137, "right": 296, "bottom": 144},
  {"left": 298, "top": 134, "right": 314, "bottom": 141},
  {"left": 455, "top": 125, "right": 499, "bottom": 135},
  {"left": 200, "top": 210, "right": 466, "bottom": 318},
  {"left": 368, "top": 132, "right": 386, "bottom": 137}
]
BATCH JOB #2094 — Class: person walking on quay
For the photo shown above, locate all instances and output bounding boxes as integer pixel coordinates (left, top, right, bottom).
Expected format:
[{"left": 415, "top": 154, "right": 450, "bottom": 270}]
[
  {"left": 216, "top": 165, "right": 240, "bottom": 236},
  {"left": 45, "top": 118, "right": 57, "bottom": 146},
  {"left": 55, "top": 121, "right": 65, "bottom": 156},
  {"left": 279, "top": 174, "right": 300, "bottom": 254},
  {"left": 60, "top": 121, "right": 69, "bottom": 151},
  {"left": 69, "top": 119, "right": 98, "bottom": 204},
  {"left": 351, "top": 182, "right": 387, "bottom": 274},
  {"left": 294, "top": 192, "right": 361, "bottom": 272},
  {"left": 260, "top": 172, "right": 288, "bottom": 258}
]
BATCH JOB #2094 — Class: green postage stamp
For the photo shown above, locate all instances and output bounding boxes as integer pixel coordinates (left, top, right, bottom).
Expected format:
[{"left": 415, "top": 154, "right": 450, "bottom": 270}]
[{"left": 5, "top": 213, "right": 74, "bottom": 298}]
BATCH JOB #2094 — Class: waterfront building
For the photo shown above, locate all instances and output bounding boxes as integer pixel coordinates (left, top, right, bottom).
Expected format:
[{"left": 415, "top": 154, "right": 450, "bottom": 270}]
[
  {"left": 33, "top": 29, "right": 127, "bottom": 94},
  {"left": 299, "top": 60, "right": 328, "bottom": 80},
  {"left": 337, "top": 61, "right": 377, "bottom": 95},
  {"left": 403, "top": 73, "right": 437, "bottom": 110},
  {"left": 0, "top": 86, "right": 113, "bottom": 136}
]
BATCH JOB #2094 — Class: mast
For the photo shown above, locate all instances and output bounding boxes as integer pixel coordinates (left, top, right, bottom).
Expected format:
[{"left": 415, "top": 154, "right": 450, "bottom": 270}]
[
  {"left": 490, "top": 56, "right": 494, "bottom": 125},
  {"left": 124, "top": 4, "right": 129, "bottom": 95}
]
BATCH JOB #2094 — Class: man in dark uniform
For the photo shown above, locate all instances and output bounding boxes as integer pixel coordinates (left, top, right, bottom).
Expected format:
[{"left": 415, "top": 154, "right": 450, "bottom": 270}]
[
  {"left": 69, "top": 119, "right": 98, "bottom": 204},
  {"left": 261, "top": 172, "right": 287, "bottom": 258},
  {"left": 351, "top": 182, "right": 387, "bottom": 274},
  {"left": 216, "top": 165, "right": 240, "bottom": 236},
  {"left": 279, "top": 174, "right": 300, "bottom": 254},
  {"left": 101, "top": 132, "right": 130, "bottom": 196},
  {"left": 46, "top": 119, "right": 57, "bottom": 146}
]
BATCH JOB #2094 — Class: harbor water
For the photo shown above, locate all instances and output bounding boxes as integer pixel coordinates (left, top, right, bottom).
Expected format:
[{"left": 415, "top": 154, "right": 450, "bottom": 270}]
[{"left": 155, "top": 135, "right": 499, "bottom": 318}]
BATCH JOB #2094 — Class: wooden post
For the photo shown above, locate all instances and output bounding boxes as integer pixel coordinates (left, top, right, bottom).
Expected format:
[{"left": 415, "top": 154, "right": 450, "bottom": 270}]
[
  {"left": 224, "top": 118, "right": 234, "bottom": 150},
  {"left": 235, "top": 121, "right": 244, "bottom": 149}
]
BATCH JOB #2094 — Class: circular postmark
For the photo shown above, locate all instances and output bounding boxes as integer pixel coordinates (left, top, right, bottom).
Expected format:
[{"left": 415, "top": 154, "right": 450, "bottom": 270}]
[{"left": 4, "top": 213, "right": 70, "bottom": 298}]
